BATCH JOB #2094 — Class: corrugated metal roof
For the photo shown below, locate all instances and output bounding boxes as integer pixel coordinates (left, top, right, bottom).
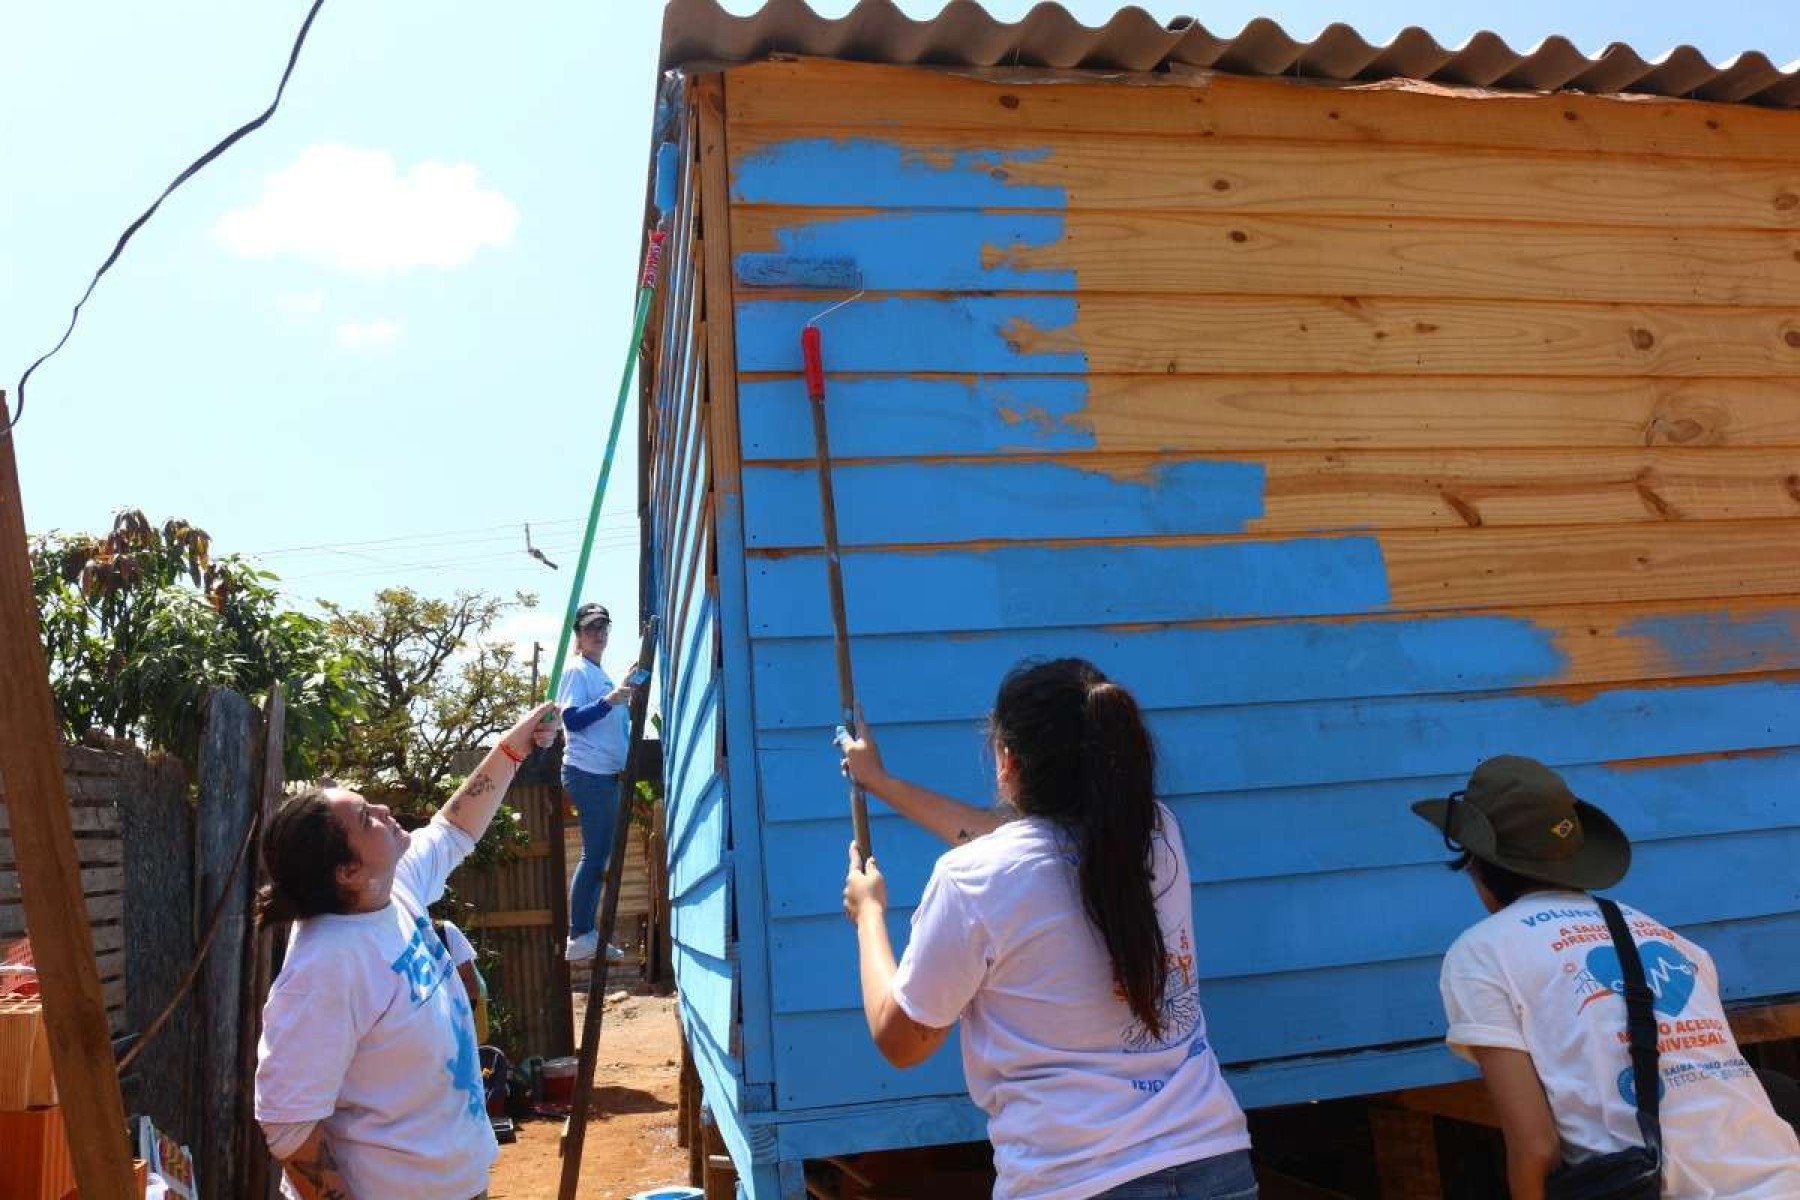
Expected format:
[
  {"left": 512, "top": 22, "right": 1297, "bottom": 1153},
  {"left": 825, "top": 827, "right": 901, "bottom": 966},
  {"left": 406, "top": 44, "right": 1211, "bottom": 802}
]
[{"left": 659, "top": 0, "right": 1800, "bottom": 109}]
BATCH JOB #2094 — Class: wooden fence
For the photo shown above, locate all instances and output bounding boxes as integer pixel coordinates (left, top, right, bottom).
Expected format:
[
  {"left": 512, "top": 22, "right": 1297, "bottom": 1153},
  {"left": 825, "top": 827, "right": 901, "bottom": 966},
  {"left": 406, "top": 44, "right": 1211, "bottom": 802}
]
[{"left": 445, "top": 744, "right": 671, "bottom": 1062}]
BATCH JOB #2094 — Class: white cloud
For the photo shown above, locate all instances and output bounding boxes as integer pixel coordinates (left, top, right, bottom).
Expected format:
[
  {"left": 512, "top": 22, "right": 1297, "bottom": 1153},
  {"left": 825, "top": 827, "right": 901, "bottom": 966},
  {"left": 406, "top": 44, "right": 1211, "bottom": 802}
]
[
  {"left": 217, "top": 144, "right": 518, "bottom": 275},
  {"left": 334, "top": 318, "right": 401, "bottom": 349},
  {"left": 490, "top": 608, "right": 562, "bottom": 665},
  {"left": 277, "top": 288, "right": 326, "bottom": 315}
]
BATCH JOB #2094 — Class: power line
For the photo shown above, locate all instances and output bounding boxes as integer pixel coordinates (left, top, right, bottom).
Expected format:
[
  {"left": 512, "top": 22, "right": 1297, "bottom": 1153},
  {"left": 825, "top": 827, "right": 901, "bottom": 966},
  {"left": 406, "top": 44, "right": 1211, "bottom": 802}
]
[{"left": 271, "top": 532, "right": 641, "bottom": 584}]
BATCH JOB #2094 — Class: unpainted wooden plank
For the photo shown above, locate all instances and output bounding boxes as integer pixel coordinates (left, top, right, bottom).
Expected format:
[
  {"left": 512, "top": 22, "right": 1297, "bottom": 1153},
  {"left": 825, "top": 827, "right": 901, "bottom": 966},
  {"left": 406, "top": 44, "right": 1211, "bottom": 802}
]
[
  {"left": 734, "top": 293, "right": 1800, "bottom": 378},
  {"left": 725, "top": 59, "right": 1800, "bottom": 163},
  {"left": 736, "top": 375, "right": 1800, "bottom": 460},
  {"left": 0, "top": 865, "right": 123, "bottom": 902},
  {"left": 727, "top": 120, "right": 1800, "bottom": 230},
  {"left": 0, "top": 804, "right": 118, "bottom": 834},
  {"left": 0, "top": 832, "right": 123, "bottom": 866},
  {"left": 741, "top": 448, "right": 1800, "bottom": 548},
  {"left": 732, "top": 206, "right": 1800, "bottom": 306}
]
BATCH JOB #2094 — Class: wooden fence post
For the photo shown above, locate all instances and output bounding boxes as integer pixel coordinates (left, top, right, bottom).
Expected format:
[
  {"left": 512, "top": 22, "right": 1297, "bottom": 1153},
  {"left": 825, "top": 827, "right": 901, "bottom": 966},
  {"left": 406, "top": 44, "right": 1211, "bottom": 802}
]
[
  {"left": 240, "top": 686, "right": 285, "bottom": 1200},
  {"left": 0, "top": 409, "right": 138, "bottom": 1196},
  {"left": 196, "top": 689, "right": 255, "bottom": 1200}
]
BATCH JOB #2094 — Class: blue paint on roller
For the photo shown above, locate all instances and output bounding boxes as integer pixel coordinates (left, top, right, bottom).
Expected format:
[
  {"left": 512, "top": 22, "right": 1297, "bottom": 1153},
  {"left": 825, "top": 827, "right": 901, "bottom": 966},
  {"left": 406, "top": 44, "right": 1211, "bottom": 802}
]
[
  {"left": 736, "top": 211, "right": 1073, "bottom": 291},
  {"left": 1625, "top": 609, "right": 1800, "bottom": 675},
  {"left": 735, "top": 254, "right": 864, "bottom": 290},
  {"left": 732, "top": 136, "right": 1065, "bottom": 209},
  {"left": 736, "top": 296, "right": 1085, "bottom": 373},
  {"left": 654, "top": 140, "right": 681, "bottom": 218}
]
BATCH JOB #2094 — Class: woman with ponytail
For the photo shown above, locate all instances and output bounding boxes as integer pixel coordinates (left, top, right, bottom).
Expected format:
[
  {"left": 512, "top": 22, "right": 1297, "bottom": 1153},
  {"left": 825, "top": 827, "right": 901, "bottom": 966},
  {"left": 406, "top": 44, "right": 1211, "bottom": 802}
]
[{"left": 840, "top": 658, "right": 1255, "bottom": 1200}]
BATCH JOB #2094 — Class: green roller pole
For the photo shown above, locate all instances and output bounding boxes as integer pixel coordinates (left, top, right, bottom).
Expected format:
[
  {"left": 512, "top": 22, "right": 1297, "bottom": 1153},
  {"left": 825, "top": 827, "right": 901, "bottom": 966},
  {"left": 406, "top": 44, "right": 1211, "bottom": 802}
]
[{"left": 546, "top": 228, "right": 667, "bottom": 702}]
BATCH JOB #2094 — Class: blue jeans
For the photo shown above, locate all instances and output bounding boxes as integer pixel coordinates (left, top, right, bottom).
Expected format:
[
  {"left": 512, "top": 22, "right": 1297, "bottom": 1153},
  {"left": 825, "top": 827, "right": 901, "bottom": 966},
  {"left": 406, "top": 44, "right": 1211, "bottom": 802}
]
[
  {"left": 1090, "top": 1150, "right": 1258, "bottom": 1199},
  {"left": 563, "top": 766, "right": 620, "bottom": 938}
]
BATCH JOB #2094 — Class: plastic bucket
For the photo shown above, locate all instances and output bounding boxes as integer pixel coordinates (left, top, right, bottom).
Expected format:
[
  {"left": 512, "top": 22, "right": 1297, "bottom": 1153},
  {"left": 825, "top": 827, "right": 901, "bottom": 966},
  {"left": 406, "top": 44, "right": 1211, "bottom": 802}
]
[{"left": 540, "top": 1056, "right": 579, "bottom": 1107}]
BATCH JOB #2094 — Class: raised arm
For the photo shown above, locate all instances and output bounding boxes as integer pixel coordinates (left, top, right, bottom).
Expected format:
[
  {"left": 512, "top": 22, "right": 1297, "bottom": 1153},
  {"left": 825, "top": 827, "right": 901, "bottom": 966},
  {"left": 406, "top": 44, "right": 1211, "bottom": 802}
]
[
  {"left": 441, "top": 702, "right": 561, "bottom": 842},
  {"left": 838, "top": 721, "right": 1008, "bottom": 846}
]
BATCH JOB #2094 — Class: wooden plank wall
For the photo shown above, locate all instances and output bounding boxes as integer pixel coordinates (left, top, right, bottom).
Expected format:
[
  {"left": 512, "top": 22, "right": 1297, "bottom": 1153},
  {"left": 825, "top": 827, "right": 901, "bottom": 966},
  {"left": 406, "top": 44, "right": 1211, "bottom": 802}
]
[
  {"left": 721, "top": 59, "right": 1800, "bottom": 1113},
  {"left": 650, "top": 80, "right": 749, "bottom": 1143},
  {"left": 0, "top": 745, "right": 133, "bottom": 1035},
  {"left": 448, "top": 770, "right": 574, "bottom": 1060}
]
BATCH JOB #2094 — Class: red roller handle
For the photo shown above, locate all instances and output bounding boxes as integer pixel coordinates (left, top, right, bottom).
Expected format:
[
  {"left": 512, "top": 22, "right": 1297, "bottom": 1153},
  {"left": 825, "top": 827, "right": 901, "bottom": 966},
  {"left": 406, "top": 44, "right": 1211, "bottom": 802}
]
[{"left": 802, "top": 324, "right": 825, "bottom": 402}]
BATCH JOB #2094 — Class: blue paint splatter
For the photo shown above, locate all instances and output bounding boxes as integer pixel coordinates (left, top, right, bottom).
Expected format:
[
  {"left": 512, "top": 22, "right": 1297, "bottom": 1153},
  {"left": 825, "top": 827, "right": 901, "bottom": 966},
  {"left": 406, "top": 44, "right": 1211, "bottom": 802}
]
[
  {"left": 1624, "top": 610, "right": 1800, "bottom": 676},
  {"left": 736, "top": 296, "right": 1085, "bottom": 373},
  {"left": 445, "top": 994, "right": 486, "bottom": 1119},
  {"left": 732, "top": 137, "right": 1065, "bottom": 208},
  {"left": 737, "top": 210, "right": 1075, "bottom": 292},
  {"left": 738, "top": 376, "right": 1097, "bottom": 458}
]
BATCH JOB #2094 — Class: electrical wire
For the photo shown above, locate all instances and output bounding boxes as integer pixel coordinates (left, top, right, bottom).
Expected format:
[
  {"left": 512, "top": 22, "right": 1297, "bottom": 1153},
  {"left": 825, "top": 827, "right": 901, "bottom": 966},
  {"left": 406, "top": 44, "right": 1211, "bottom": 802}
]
[
  {"left": 9, "top": 0, "right": 330, "bottom": 432},
  {"left": 246, "top": 514, "right": 627, "bottom": 557}
]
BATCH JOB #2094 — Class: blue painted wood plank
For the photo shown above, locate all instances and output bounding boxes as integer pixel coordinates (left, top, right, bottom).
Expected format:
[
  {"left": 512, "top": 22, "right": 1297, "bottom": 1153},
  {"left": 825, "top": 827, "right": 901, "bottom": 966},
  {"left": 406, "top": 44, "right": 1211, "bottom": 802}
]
[
  {"left": 738, "top": 376, "right": 1097, "bottom": 461},
  {"left": 748, "top": 613, "right": 1571, "bottom": 730},
  {"left": 770, "top": 1011, "right": 968, "bottom": 1109},
  {"left": 736, "top": 210, "right": 1076, "bottom": 292},
  {"left": 754, "top": 678, "right": 1800, "bottom": 820},
  {"left": 1229, "top": 1042, "right": 1475, "bottom": 1109},
  {"left": 748, "top": 538, "right": 1391, "bottom": 638},
  {"left": 761, "top": 751, "right": 1800, "bottom": 904},
  {"left": 763, "top": 833, "right": 1800, "bottom": 1013},
  {"left": 742, "top": 459, "right": 1267, "bottom": 547},
  {"left": 736, "top": 296, "right": 1086, "bottom": 374},
  {"left": 675, "top": 942, "right": 737, "bottom": 1058},
  {"left": 771, "top": 1091, "right": 990, "bottom": 1162},
  {"left": 732, "top": 136, "right": 1066, "bottom": 209},
  {"left": 670, "top": 774, "right": 728, "bottom": 894},
  {"left": 682, "top": 998, "right": 761, "bottom": 1173},
  {"left": 712, "top": 488, "right": 780, "bottom": 1087},
  {"left": 667, "top": 689, "right": 721, "bottom": 847},
  {"left": 673, "top": 863, "right": 732, "bottom": 961}
]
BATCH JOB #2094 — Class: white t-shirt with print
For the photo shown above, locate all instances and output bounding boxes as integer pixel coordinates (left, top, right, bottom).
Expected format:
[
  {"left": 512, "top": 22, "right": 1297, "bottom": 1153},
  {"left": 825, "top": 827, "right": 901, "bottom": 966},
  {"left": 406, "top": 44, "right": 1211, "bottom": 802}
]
[
  {"left": 255, "top": 815, "right": 497, "bottom": 1200},
  {"left": 556, "top": 655, "right": 628, "bottom": 775},
  {"left": 1441, "top": 890, "right": 1800, "bottom": 1198},
  {"left": 891, "top": 805, "right": 1250, "bottom": 1200}
]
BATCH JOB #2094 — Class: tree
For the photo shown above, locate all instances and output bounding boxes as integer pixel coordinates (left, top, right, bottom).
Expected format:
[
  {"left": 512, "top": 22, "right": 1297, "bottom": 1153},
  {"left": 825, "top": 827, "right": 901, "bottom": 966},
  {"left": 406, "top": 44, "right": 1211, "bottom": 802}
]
[
  {"left": 32, "top": 510, "right": 365, "bottom": 776},
  {"left": 317, "top": 588, "right": 537, "bottom": 857}
]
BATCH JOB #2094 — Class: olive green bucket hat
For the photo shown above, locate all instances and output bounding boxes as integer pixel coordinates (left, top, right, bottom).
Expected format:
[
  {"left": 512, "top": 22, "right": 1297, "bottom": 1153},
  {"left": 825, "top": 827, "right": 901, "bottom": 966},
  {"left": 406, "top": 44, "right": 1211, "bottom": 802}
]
[{"left": 1411, "top": 755, "right": 1631, "bottom": 890}]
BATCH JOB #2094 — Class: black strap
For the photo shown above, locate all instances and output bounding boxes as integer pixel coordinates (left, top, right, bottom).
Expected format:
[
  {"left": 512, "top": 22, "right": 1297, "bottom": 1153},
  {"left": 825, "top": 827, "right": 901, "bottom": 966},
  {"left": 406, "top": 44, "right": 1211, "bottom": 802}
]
[{"left": 1597, "top": 897, "right": 1663, "bottom": 1156}]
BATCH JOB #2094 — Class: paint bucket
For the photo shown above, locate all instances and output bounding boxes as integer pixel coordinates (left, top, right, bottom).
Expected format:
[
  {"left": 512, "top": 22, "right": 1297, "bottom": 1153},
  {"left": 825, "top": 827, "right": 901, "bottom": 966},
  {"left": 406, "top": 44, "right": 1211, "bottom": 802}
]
[
  {"left": 627, "top": 1189, "right": 703, "bottom": 1200},
  {"left": 539, "top": 1056, "right": 579, "bottom": 1107}
]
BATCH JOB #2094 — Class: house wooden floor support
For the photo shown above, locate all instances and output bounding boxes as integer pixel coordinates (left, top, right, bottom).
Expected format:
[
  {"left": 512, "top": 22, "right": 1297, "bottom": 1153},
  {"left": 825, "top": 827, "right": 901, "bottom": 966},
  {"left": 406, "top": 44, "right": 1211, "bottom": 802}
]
[{"left": 0, "top": 398, "right": 138, "bottom": 1197}]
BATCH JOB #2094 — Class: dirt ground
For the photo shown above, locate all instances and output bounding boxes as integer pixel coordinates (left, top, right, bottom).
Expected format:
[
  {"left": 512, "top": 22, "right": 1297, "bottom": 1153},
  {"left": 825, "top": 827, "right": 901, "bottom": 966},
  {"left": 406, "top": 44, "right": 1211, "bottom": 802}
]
[{"left": 489, "top": 989, "right": 687, "bottom": 1200}]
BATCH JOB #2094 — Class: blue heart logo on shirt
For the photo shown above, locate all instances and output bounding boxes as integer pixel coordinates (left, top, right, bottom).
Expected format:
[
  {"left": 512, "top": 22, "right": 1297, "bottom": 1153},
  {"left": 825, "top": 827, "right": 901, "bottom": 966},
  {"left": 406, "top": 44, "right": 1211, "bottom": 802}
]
[{"left": 1585, "top": 940, "right": 1697, "bottom": 1017}]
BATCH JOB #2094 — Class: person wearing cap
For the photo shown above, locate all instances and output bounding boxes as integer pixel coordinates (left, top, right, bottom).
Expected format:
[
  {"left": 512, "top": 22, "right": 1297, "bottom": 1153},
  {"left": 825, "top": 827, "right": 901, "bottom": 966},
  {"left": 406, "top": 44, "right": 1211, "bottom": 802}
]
[
  {"left": 556, "top": 602, "right": 638, "bottom": 963},
  {"left": 1413, "top": 756, "right": 1800, "bottom": 1199}
]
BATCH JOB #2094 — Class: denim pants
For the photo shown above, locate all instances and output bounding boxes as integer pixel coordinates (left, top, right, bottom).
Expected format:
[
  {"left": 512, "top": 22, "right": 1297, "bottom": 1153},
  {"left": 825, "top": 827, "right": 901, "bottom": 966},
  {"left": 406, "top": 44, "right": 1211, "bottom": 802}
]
[
  {"left": 563, "top": 765, "right": 621, "bottom": 939},
  {"left": 1089, "top": 1150, "right": 1258, "bottom": 1200}
]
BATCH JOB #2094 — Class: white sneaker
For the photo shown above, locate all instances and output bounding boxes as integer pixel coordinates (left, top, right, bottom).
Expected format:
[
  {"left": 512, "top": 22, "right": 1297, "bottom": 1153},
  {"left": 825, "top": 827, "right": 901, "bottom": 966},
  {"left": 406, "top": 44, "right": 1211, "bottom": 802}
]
[
  {"left": 605, "top": 943, "right": 627, "bottom": 963},
  {"left": 565, "top": 931, "right": 599, "bottom": 962}
]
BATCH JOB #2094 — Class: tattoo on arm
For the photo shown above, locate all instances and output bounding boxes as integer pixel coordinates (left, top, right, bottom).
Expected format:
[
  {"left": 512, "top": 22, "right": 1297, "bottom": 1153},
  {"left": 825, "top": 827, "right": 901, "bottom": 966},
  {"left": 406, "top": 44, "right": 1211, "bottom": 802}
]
[
  {"left": 462, "top": 772, "right": 496, "bottom": 799},
  {"left": 289, "top": 1139, "right": 350, "bottom": 1200},
  {"left": 956, "top": 828, "right": 972, "bottom": 843}
]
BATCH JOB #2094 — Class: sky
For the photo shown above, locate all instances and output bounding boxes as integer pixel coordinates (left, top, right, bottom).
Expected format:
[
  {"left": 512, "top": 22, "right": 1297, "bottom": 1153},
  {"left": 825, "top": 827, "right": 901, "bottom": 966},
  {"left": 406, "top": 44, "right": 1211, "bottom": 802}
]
[{"left": 4, "top": 0, "right": 1797, "bottom": 670}]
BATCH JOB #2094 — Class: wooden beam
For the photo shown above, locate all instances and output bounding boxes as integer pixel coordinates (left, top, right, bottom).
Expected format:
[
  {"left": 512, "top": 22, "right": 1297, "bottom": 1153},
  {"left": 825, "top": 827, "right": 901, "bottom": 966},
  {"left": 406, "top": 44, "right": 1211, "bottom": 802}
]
[
  {"left": 727, "top": 58, "right": 1800, "bottom": 163},
  {"left": 242, "top": 684, "right": 285, "bottom": 1200},
  {"left": 460, "top": 908, "right": 554, "bottom": 930},
  {"left": 727, "top": 123, "right": 1800, "bottom": 231},
  {"left": 1392, "top": 998, "right": 1800, "bottom": 1127},
  {"left": 732, "top": 206, "right": 1800, "bottom": 307},
  {"left": 0, "top": 408, "right": 137, "bottom": 1196}
]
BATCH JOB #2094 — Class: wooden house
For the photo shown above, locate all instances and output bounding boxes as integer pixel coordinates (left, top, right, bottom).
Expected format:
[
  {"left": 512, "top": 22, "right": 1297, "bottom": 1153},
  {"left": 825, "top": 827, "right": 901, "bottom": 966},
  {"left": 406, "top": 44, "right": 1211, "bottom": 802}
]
[{"left": 639, "top": 2, "right": 1800, "bottom": 1195}]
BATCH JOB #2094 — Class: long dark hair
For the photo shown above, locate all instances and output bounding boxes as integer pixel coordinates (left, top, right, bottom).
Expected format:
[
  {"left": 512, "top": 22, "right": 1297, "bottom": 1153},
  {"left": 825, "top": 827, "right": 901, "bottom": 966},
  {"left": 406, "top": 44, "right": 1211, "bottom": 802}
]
[
  {"left": 989, "top": 658, "right": 1168, "bottom": 1038},
  {"left": 255, "top": 787, "right": 356, "bottom": 926}
]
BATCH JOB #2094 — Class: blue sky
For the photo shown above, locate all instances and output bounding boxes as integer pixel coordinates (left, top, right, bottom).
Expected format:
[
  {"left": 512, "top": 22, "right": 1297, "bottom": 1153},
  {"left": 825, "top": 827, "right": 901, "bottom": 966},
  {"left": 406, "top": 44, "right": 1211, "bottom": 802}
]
[{"left": 3, "top": 0, "right": 1795, "bottom": 665}]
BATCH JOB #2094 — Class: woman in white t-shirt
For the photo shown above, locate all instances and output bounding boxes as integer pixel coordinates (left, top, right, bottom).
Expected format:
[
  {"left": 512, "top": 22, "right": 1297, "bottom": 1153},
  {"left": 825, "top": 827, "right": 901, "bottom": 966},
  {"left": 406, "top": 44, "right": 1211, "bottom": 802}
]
[
  {"left": 839, "top": 658, "right": 1255, "bottom": 1200},
  {"left": 1413, "top": 755, "right": 1800, "bottom": 1199}
]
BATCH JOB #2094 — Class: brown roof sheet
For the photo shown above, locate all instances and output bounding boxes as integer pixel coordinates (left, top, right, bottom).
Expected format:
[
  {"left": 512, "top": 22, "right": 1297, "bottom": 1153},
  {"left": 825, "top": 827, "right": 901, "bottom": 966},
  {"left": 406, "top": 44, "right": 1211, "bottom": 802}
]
[{"left": 659, "top": 0, "right": 1800, "bottom": 108}]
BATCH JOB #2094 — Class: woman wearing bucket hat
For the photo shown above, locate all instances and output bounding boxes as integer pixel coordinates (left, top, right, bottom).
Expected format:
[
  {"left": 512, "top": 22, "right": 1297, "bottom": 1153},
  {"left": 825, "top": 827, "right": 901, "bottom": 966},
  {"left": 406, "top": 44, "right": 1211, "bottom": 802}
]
[{"left": 1413, "top": 756, "right": 1800, "bottom": 1199}]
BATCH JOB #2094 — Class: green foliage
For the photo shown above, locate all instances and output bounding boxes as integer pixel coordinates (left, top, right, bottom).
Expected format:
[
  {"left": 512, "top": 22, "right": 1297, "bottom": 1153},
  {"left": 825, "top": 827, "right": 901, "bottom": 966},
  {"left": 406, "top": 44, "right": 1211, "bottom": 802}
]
[
  {"left": 32, "top": 510, "right": 365, "bottom": 774},
  {"left": 318, "top": 587, "right": 538, "bottom": 862}
]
